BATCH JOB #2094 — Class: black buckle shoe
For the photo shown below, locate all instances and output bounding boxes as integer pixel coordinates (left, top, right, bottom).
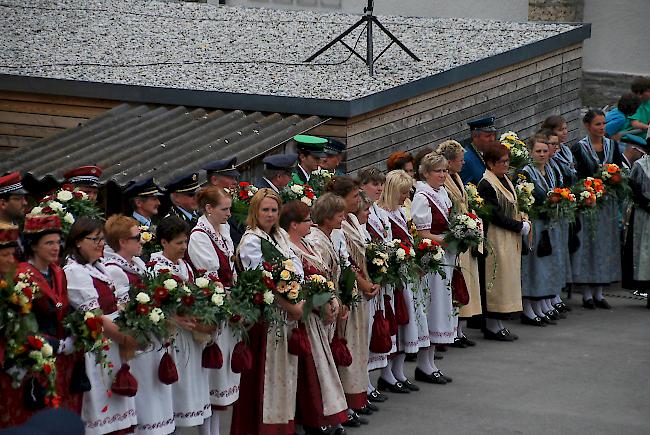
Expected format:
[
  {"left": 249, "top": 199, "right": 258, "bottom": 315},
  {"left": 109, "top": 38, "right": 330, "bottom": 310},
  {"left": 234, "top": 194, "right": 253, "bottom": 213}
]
[
  {"left": 520, "top": 314, "right": 546, "bottom": 327},
  {"left": 460, "top": 334, "right": 476, "bottom": 347},
  {"left": 583, "top": 299, "right": 596, "bottom": 309},
  {"left": 594, "top": 298, "right": 612, "bottom": 309},
  {"left": 367, "top": 389, "right": 387, "bottom": 403},
  {"left": 377, "top": 377, "right": 410, "bottom": 394},
  {"left": 402, "top": 378, "right": 420, "bottom": 391},
  {"left": 484, "top": 329, "right": 515, "bottom": 342}
]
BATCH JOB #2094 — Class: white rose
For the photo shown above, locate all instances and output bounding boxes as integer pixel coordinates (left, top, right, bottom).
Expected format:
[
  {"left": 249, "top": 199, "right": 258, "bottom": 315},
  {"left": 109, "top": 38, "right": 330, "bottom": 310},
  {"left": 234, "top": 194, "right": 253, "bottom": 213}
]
[
  {"left": 300, "top": 197, "right": 312, "bottom": 206},
  {"left": 163, "top": 279, "right": 177, "bottom": 290},
  {"left": 466, "top": 219, "right": 477, "bottom": 230},
  {"left": 372, "top": 258, "right": 383, "bottom": 266},
  {"left": 56, "top": 190, "right": 73, "bottom": 202},
  {"left": 14, "top": 281, "right": 27, "bottom": 290},
  {"left": 41, "top": 343, "right": 53, "bottom": 357},
  {"left": 31, "top": 206, "right": 43, "bottom": 214},
  {"left": 135, "top": 292, "right": 150, "bottom": 304},
  {"left": 63, "top": 213, "right": 75, "bottom": 224},
  {"left": 49, "top": 201, "right": 63, "bottom": 212},
  {"left": 78, "top": 191, "right": 88, "bottom": 199},
  {"left": 396, "top": 248, "right": 406, "bottom": 260},
  {"left": 433, "top": 251, "right": 444, "bottom": 261},
  {"left": 263, "top": 290, "right": 274, "bottom": 305},
  {"left": 211, "top": 293, "right": 224, "bottom": 306},
  {"left": 422, "top": 238, "right": 432, "bottom": 245},
  {"left": 149, "top": 311, "right": 160, "bottom": 323},
  {"left": 290, "top": 184, "right": 303, "bottom": 194},
  {"left": 195, "top": 277, "right": 210, "bottom": 288}
]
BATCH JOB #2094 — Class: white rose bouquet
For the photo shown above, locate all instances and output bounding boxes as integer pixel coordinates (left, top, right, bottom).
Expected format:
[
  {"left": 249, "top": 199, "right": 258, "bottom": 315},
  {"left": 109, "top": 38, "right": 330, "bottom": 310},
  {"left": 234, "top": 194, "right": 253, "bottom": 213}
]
[
  {"left": 444, "top": 212, "right": 483, "bottom": 254},
  {"left": 33, "top": 184, "right": 103, "bottom": 234},
  {"left": 280, "top": 182, "right": 317, "bottom": 206}
]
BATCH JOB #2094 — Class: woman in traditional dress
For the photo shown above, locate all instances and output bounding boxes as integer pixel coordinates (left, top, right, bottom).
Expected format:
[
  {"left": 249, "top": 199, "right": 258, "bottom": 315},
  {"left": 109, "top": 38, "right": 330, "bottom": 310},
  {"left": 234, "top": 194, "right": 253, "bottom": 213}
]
[
  {"left": 518, "top": 136, "right": 565, "bottom": 326},
  {"left": 187, "top": 187, "right": 240, "bottom": 435},
  {"left": 477, "top": 143, "right": 530, "bottom": 341},
  {"left": 356, "top": 171, "right": 391, "bottom": 403},
  {"left": 622, "top": 148, "right": 650, "bottom": 307},
  {"left": 280, "top": 200, "right": 348, "bottom": 435},
  {"left": 571, "top": 109, "right": 624, "bottom": 309},
  {"left": 411, "top": 154, "right": 456, "bottom": 384},
  {"left": 375, "top": 170, "right": 425, "bottom": 393},
  {"left": 63, "top": 217, "right": 138, "bottom": 434},
  {"left": 230, "top": 188, "right": 304, "bottom": 435},
  {"left": 543, "top": 116, "right": 578, "bottom": 188},
  {"left": 436, "top": 140, "right": 481, "bottom": 347},
  {"left": 149, "top": 216, "right": 212, "bottom": 435},
  {"left": 104, "top": 215, "right": 180, "bottom": 435},
  {"left": 0, "top": 216, "right": 81, "bottom": 428}
]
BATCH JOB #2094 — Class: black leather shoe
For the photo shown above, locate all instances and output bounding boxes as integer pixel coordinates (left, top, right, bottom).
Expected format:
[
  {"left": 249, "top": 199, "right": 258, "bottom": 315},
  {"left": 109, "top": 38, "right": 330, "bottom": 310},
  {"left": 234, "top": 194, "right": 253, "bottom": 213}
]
[
  {"left": 554, "top": 302, "right": 568, "bottom": 313},
  {"left": 594, "top": 298, "right": 612, "bottom": 309},
  {"left": 436, "top": 371, "right": 452, "bottom": 383},
  {"left": 354, "top": 405, "right": 373, "bottom": 416},
  {"left": 546, "top": 309, "right": 562, "bottom": 320},
  {"left": 332, "top": 427, "right": 346, "bottom": 435},
  {"left": 552, "top": 308, "right": 567, "bottom": 319},
  {"left": 460, "top": 334, "right": 476, "bottom": 347},
  {"left": 484, "top": 329, "right": 515, "bottom": 342},
  {"left": 351, "top": 412, "right": 368, "bottom": 425},
  {"left": 583, "top": 299, "right": 596, "bottom": 309},
  {"left": 342, "top": 415, "right": 360, "bottom": 428},
  {"left": 304, "top": 426, "right": 331, "bottom": 435},
  {"left": 365, "top": 401, "right": 379, "bottom": 412},
  {"left": 521, "top": 314, "right": 546, "bottom": 327},
  {"left": 541, "top": 314, "right": 557, "bottom": 325},
  {"left": 376, "top": 390, "right": 388, "bottom": 401},
  {"left": 414, "top": 367, "right": 446, "bottom": 384},
  {"left": 503, "top": 329, "right": 519, "bottom": 340},
  {"left": 449, "top": 337, "right": 467, "bottom": 348},
  {"left": 377, "top": 377, "right": 410, "bottom": 394},
  {"left": 367, "top": 389, "right": 387, "bottom": 403},
  {"left": 402, "top": 378, "right": 420, "bottom": 391}
]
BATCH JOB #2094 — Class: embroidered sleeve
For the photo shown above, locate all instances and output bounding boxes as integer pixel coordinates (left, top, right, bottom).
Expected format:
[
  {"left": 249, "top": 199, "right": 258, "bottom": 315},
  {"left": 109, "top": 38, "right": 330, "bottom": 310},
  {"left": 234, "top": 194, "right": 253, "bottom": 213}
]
[
  {"left": 188, "top": 231, "right": 221, "bottom": 276},
  {"left": 104, "top": 264, "right": 130, "bottom": 303},
  {"left": 238, "top": 234, "right": 263, "bottom": 270},
  {"left": 411, "top": 193, "right": 432, "bottom": 230},
  {"left": 64, "top": 264, "right": 100, "bottom": 311}
]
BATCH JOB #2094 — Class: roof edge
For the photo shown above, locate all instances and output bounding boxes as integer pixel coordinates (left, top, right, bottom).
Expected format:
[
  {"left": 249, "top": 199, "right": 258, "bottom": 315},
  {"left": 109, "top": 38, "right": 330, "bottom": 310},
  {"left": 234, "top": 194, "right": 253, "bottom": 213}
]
[{"left": 0, "top": 24, "right": 590, "bottom": 118}]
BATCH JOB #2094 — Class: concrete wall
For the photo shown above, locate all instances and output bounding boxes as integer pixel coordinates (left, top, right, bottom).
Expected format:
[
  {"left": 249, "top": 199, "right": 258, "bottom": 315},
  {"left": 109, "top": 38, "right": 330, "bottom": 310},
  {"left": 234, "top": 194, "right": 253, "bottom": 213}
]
[
  {"left": 582, "top": 0, "right": 649, "bottom": 77},
  {"left": 214, "top": 0, "right": 529, "bottom": 20}
]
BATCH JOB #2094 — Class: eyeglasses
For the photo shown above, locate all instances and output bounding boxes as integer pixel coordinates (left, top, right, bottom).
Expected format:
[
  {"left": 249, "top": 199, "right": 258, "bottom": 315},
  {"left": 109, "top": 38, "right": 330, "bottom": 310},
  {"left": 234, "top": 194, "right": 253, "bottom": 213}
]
[
  {"left": 431, "top": 169, "right": 449, "bottom": 173},
  {"left": 126, "top": 234, "right": 142, "bottom": 241},
  {"left": 85, "top": 236, "right": 105, "bottom": 245},
  {"left": 495, "top": 159, "right": 511, "bottom": 166},
  {"left": 301, "top": 217, "right": 313, "bottom": 223}
]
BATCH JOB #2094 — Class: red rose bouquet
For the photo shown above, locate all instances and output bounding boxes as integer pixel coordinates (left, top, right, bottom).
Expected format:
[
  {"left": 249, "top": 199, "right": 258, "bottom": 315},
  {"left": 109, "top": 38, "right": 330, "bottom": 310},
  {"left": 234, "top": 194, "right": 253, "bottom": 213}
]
[
  {"left": 31, "top": 184, "right": 103, "bottom": 234},
  {"left": 414, "top": 237, "right": 446, "bottom": 277},
  {"left": 280, "top": 183, "right": 317, "bottom": 207},
  {"left": 230, "top": 182, "right": 259, "bottom": 225},
  {"left": 64, "top": 309, "right": 110, "bottom": 370}
]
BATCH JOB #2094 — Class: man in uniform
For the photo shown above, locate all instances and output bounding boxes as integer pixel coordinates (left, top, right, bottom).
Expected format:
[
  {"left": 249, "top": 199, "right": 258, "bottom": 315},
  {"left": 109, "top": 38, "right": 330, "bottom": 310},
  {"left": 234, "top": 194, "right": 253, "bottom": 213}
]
[
  {"left": 291, "top": 135, "right": 327, "bottom": 184},
  {"left": 256, "top": 154, "right": 298, "bottom": 192},
  {"left": 63, "top": 165, "right": 102, "bottom": 203},
  {"left": 204, "top": 157, "right": 240, "bottom": 191},
  {"left": 322, "top": 138, "right": 346, "bottom": 175},
  {"left": 459, "top": 117, "right": 498, "bottom": 185},
  {"left": 124, "top": 178, "right": 164, "bottom": 228},
  {"left": 0, "top": 171, "right": 28, "bottom": 260},
  {"left": 165, "top": 172, "right": 200, "bottom": 228}
]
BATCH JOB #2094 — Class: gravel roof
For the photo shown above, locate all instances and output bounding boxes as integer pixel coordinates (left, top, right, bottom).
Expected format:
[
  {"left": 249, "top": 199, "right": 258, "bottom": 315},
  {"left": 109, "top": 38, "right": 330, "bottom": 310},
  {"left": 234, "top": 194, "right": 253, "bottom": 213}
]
[{"left": 0, "top": 0, "right": 584, "bottom": 105}]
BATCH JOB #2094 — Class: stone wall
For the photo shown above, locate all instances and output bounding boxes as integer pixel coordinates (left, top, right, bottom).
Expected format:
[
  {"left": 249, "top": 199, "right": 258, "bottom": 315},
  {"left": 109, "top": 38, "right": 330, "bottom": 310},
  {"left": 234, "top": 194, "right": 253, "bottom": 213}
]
[{"left": 528, "top": 0, "right": 583, "bottom": 22}]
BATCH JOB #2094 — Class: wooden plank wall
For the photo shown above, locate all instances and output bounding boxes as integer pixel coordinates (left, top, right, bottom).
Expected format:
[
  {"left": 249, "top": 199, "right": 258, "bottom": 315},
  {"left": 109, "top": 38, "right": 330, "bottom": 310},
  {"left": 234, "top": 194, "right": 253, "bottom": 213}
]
[
  {"left": 343, "top": 44, "right": 584, "bottom": 174},
  {"left": 0, "top": 91, "right": 118, "bottom": 155}
]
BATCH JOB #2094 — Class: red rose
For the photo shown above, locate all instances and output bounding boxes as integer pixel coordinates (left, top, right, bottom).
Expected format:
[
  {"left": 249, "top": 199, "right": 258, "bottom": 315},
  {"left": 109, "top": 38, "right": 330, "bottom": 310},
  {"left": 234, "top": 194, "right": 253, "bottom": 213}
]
[
  {"left": 253, "top": 292, "right": 264, "bottom": 305},
  {"left": 418, "top": 242, "right": 427, "bottom": 251},
  {"left": 238, "top": 191, "right": 248, "bottom": 201},
  {"left": 196, "top": 269, "right": 207, "bottom": 276},
  {"left": 202, "top": 288, "right": 212, "bottom": 297},
  {"left": 467, "top": 212, "right": 478, "bottom": 220},
  {"left": 23, "top": 287, "right": 33, "bottom": 300},
  {"left": 136, "top": 304, "right": 149, "bottom": 315},
  {"left": 62, "top": 184, "right": 75, "bottom": 191},
  {"left": 239, "top": 182, "right": 250, "bottom": 188},
  {"left": 85, "top": 316, "right": 103, "bottom": 331},
  {"left": 145, "top": 261, "right": 158, "bottom": 268},
  {"left": 306, "top": 190, "right": 315, "bottom": 199},
  {"left": 181, "top": 295, "right": 195, "bottom": 306},
  {"left": 28, "top": 336, "right": 43, "bottom": 350},
  {"left": 548, "top": 193, "right": 561, "bottom": 204},
  {"left": 73, "top": 191, "right": 83, "bottom": 199},
  {"left": 172, "top": 275, "right": 183, "bottom": 283},
  {"left": 43, "top": 364, "right": 52, "bottom": 375},
  {"left": 158, "top": 268, "right": 170, "bottom": 275},
  {"left": 262, "top": 276, "right": 276, "bottom": 290},
  {"left": 262, "top": 262, "right": 273, "bottom": 272},
  {"left": 611, "top": 174, "right": 622, "bottom": 184},
  {"left": 229, "top": 314, "right": 242, "bottom": 323},
  {"left": 42, "top": 206, "right": 53, "bottom": 214},
  {"left": 154, "top": 287, "right": 169, "bottom": 300}
]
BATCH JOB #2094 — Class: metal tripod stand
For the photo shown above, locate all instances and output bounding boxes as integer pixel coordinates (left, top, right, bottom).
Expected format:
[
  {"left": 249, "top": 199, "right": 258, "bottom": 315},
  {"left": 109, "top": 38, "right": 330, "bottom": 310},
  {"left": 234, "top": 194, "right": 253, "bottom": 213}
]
[{"left": 305, "top": 0, "right": 420, "bottom": 76}]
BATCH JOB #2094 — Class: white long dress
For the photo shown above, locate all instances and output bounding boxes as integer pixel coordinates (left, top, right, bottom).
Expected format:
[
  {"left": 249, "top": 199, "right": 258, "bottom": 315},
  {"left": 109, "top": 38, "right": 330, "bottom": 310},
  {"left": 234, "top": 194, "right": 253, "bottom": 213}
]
[
  {"left": 64, "top": 258, "right": 137, "bottom": 435},
  {"left": 103, "top": 251, "right": 176, "bottom": 435},
  {"left": 187, "top": 215, "right": 241, "bottom": 408},
  {"left": 365, "top": 204, "right": 393, "bottom": 370},
  {"left": 411, "top": 182, "right": 458, "bottom": 345},
  {"left": 148, "top": 252, "right": 212, "bottom": 429},
  {"left": 384, "top": 207, "right": 430, "bottom": 353}
]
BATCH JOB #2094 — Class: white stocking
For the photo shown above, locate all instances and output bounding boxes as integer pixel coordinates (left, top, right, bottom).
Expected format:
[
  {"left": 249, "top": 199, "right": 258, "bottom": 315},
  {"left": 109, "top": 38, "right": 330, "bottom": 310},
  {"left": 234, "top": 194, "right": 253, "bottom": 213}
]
[
  {"left": 485, "top": 318, "right": 501, "bottom": 333},
  {"left": 531, "top": 301, "right": 546, "bottom": 317},
  {"left": 522, "top": 299, "right": 536, "bottom": 318},
  {"left": 416, "top": 348, "right": 433, "bottom": 374},
  {"left": 594, "top": 286, "right": 604, "bottom": 301},
  {"left": 391, "top": 353, "right": 407, "bottom": 382},
  {"left": 381, "top": 361, "right": 398, "bottom": 384},
  {"left": 209, "top": 411, "right": 220, "bottom": 435}
]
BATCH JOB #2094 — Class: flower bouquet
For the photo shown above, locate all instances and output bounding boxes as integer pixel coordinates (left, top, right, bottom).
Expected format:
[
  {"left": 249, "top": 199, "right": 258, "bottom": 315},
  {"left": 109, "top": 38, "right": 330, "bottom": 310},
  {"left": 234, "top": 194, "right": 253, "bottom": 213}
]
[
  {"left": 465, "top": 183, "right": 490, "bottom": 220},
  {"left": 32, "top": 184, "right": 103, "bottom": 234},
  {"left": 63, "top": 309, "right": 110, "bottom": 368},
  {"left": 444, "top": 212, "right": 483, "bottom": 254},
  {"left": 515, "top": 174, "right": 535, "bottom": 215},
  {"left": 600, "top": 164, "right": 631, "bottom": 201},
  {"left": 230, "top": 182, "right": 259, "bottom": 225},
  {"left": 280, "top": 183, "right": 317, "bottom": 207},
  {"left": 500, "top": 131, "right": 532, "bottom": 170},
  {"left": 228, "top": 268, "right": 278, "bottom": 327},
  {"left": 1, "top": 272, "right": 40, "bottom": 366},
  {"left": 571, "top": 177, "right": 605, "bottom": 230},
  {"left": 537, "top": 187, "right": 577, "bottom": 222},
  {"left": 139, "top": 225, "right": 161, "bottom": 262},
  {"left": 414, "top": 237, "right": 446, "bottom": 277},
  {"left": 4, "top": 334, "right": 58, "bottom": 407},
  {"left": 259, "top": 239, "right": 303, "bottom": 304},
  {"left": 309, "top": 168, "right": 335, "bottom": 197},
  {"left": 300, "top": 274, "right": 335, "bottom": 321},
  {"left": 115, "top": 269, "right": 181, "bottom": 346},
  {"left": 179, "top": 275, "right": 231, "bottom": 327},
  {"left": 365, "top": 242, "right": 390, "bottom": 285},
  {"left": 338, "top": 262, "right": 360, "bottom": 309},
  {"left": 384, "top": 239, "right": 419, "bottom": 287}
]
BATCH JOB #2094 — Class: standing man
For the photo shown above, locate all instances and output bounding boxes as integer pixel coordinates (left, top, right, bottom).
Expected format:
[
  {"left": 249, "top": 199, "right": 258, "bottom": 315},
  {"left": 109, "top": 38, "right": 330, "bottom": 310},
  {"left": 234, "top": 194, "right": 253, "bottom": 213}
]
[
  {"left": 165, "top": 172, "right": 200, "bottom": 229},
  {"left": 0, "top": 171, "right": 28, "bottom": 260},
  {"left": 322, "top": 138, "right": 346, "bottom": 175},
  {"left": 124, "top": 178, "right": 164, "bottom": 228},
  {"left": 291, "top": 135, "right": 327, "bottom": 184},
  {"left": 63, "top": 165, "right": 102, "bottom": 203},
  {"left": 459, "top": 117, "right": 498, "bottom": 185},
  {"left": 256, "top": 154, "right": 298, "bottom": 192},
  {"left": 204, "top": 157, "right": 240, "bottom": 191}
]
